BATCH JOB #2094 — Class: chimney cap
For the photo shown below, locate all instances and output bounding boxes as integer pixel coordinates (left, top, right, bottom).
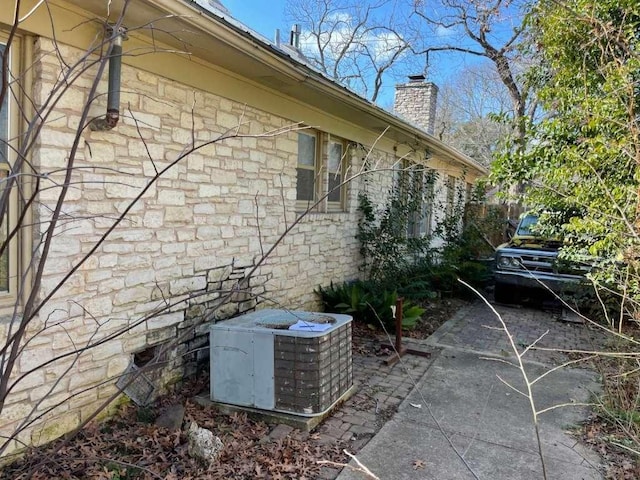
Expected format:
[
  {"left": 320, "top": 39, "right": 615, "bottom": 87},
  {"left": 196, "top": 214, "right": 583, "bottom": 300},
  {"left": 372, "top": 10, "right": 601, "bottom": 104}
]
[{"left": 408, "top": 74, "right": 426, "bottom": 82}]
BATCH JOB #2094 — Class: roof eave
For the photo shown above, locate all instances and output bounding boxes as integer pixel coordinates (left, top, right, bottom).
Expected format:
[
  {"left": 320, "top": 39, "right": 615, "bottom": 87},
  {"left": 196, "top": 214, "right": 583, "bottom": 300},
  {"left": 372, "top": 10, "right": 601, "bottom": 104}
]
[{"left": 64, "top": 0, "right": 488, "bottom": 176}]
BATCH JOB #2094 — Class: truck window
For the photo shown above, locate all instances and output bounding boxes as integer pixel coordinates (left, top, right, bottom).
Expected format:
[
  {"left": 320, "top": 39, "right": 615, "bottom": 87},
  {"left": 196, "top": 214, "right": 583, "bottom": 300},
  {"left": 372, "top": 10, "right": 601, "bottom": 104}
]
[{"left": 516, "top": 215, "right": 539, "bottom": 236}]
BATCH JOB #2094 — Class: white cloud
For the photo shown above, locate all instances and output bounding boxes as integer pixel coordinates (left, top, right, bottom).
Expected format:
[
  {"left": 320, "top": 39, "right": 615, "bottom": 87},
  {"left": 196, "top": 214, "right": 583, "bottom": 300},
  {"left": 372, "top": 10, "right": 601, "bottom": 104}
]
[
  {"left": 435, "top": 25, "right": 456, "bottom": 37},
  {"left": 299, "top": 12, "right": 406, "bottom": 65}
]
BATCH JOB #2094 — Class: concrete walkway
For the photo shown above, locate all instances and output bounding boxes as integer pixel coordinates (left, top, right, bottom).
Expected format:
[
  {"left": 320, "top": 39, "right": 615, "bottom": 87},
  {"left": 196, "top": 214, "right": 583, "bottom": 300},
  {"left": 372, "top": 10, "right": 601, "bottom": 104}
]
[{"left": 337, "top": 301, "right": 608, "bottom": 480}]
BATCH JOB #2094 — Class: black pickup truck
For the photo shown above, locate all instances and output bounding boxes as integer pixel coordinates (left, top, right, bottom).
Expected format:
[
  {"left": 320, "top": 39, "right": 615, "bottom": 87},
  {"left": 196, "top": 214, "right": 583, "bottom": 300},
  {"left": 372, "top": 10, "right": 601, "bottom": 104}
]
[{"left": 493, "top": 213, "right": 589, "bottom": 303}]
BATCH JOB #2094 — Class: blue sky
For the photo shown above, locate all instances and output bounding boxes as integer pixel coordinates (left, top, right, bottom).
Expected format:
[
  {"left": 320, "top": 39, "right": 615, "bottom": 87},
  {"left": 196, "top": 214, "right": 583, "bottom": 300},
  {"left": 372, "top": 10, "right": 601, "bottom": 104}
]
[
  {"left": 220, "top": 0, "right": 427, "bottom": 107},
  {"left": 223, "top": 1, "right": 288, "bottom": 41},
  {"left": 218, "top": 0, "right": 512, "bottom": 110}
]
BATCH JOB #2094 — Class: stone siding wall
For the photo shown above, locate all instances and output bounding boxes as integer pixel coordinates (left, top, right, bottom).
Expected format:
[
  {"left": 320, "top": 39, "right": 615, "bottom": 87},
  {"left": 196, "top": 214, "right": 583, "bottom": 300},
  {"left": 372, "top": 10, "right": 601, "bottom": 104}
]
[{"left": 2, "top": 38, "right": 397, "bottom": 452}]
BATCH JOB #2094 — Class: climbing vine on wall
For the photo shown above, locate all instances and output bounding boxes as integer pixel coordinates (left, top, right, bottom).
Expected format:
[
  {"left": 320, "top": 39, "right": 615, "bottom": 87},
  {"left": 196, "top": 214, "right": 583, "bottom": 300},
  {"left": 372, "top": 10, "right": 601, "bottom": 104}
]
[{"left": 356, "top": 166, "right": 437, "bottom": 281}]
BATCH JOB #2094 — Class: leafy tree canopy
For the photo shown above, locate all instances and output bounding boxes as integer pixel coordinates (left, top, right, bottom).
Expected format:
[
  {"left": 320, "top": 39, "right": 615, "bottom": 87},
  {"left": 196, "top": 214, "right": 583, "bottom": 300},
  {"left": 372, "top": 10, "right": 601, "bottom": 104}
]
[{"left": 492, "top": 0, "right": 640, "bottom": 296}]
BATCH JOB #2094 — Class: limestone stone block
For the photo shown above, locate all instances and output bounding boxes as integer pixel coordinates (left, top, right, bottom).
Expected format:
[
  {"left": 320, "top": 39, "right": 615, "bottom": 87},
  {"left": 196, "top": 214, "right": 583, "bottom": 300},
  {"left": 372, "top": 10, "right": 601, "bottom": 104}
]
[
  {"left": 91, "top": 341, "right": 124, "bottom": 361},
  {"left": 171, "top": 127, "right": 192, "bottom": 145},
  {"left": 165, "top": 206, "right": 193, "bottom": 222},
  {"left": 207, "top": 265, "right": 232, "bottom": 284},
  {"left": 195, "top": 226, "right": 220, "bottom": 240},
  {"left": 135, "top": 242, "right": 161, "bottom": 253},
  {"left": 169, "top": 276, "right": 207, "bottom": 296},
  {"left": 12, "top": 369, "right": 46, "bottom": 393},
  {"left": 69, "top": 367, "right": 106, "bottom": 392},
  {"left": 198, "top": 184, "right": 221, "bottom": 197},
  {"left": 161, "top": 243, "right": 185, "bottom": 255},
  {"left": 158, "top": 189, "right": 186, "bottom": 205},
  {"left": 147, "top": 311, "right": 184, "bottom": 331},
  {"left": 107, "top": 356, "right": 131, "bottom": 378},
  {"left": 124, "top": 111, "right": 161, "bottom": 129},
  {"left": 215, "top": 110, "right": 239, "bottom": 129},
  {"left": 105, "top": 178, "right": 148, "bottom": 199},
  {"left": 114, "top": 286, "right": 149, "bottom": 306},
  {"left": 146, "top": 326, "right": 177, "bottom": 345},
  {"left": 119, "top": 230, "right": 154, "bottom": 242},
  {"left": 118, "top": 254, "right": 152, "bottom": 269},
  {"left": 3, "top": 402, "right": 32, "bottom": 423},
  {"left": 97, "top": 277, "right": 126, "bottom": 295},
  {"left": 155, "top": 266, "right": 183, "bottom": 282},
  {"left": 177, "top": 230, "right": 195, "bottom": 242},
  {"left": 31, "top": 412, "right": 80, "bottom": 446},
  {"left": 141, "top": 209, "right": 164, "bottom": 228},
  {"left": 125, "top": 270, "right": 155, "bottom": 288},
  {"left": 154, "top": 256, "right": 176, "bottom": 270},
  {"left": 187, "top": 422, "right": 223, "bottom": 464},
  {"left": 19, "top": 347, "right": 51, "bottom": 372},
  {"left": 187, "top": 154, "right": 204, "bottom": 171},
  {"left": 40, "top": 129, "right": 78, "bottom": 149}
]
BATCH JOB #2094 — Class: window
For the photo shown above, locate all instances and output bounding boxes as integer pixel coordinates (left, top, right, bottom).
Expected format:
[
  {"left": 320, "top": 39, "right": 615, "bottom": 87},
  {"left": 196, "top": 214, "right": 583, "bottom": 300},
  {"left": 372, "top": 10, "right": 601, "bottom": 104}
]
[
  {"left": 406, "top": 166, "right": 434, "bottom": 239},
  {"left": 296, "top": 131, "right": 318, "bottom": 205},
  {"left": 296, "top": 131, "right": 349, "bottom": 212},
  {"left": 0, "top": 44, "right": 9, "bottom": 292},
  {"left": 446, "top": 175, "right": 456, "bottom": 216},
  {"left": 327, "top": 138, "right": 346, "bottom": 210},
  {"left": 0, "top": 35, "right": 21, "bottom": 305}
]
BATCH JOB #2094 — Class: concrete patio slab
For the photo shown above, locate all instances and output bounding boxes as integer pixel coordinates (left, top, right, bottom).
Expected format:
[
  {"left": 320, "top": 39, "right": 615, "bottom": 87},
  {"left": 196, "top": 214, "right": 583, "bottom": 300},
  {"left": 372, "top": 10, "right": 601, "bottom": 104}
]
[{"left": 337, "top": 302, "right": 607, "bottom": 480}]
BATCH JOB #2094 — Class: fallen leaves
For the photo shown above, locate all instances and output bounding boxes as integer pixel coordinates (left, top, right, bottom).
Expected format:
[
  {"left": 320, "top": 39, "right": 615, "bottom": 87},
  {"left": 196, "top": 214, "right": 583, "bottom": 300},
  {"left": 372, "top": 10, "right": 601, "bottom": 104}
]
[
  {"left": 0, "top": 376, "right": 349, "bottom": 480},
  {"left": 581, "top": 418, "right": 640, "bottom": 480}
]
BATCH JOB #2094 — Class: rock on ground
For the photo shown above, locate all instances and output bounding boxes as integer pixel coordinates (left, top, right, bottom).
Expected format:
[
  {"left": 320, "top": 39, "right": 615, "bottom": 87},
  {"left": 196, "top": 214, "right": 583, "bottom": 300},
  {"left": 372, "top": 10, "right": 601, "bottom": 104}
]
[
  {"left": 154, "top": 404, "right": 185, "bottom": 430},
  {"left": 187, "top": 421, "right": 224, "bottom": 464}
]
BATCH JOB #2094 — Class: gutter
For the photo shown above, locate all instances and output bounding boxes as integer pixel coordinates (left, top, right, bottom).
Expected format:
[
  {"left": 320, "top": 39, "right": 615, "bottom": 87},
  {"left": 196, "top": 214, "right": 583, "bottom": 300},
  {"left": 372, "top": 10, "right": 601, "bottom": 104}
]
[
  {"left": 86, "top": 0, "right": 488, "bottom": 175},
  {"left": 179, "top": 2, "right": 488, "bottom": 175}
]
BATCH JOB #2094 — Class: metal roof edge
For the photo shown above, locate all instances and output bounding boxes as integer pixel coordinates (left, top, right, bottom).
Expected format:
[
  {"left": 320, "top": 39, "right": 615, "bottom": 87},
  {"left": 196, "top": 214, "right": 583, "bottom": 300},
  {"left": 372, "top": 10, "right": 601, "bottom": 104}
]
[{"left": 101, "top": 0, "right": 490, "bottom": 176}]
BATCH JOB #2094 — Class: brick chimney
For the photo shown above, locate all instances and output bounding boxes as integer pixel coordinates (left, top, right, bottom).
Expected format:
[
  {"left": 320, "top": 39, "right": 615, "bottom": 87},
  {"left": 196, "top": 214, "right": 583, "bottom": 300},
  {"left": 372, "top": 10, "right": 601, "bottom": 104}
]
[{"left": 394, "top": 74, "right": 438, "bottom": 135}]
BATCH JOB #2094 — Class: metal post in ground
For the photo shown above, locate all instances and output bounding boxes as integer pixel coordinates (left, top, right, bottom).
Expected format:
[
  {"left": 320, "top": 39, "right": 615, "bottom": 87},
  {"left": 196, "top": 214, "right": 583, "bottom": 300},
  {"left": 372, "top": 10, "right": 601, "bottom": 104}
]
[{"left": 382, "top": 297, "right": 432, "bottom": 366}]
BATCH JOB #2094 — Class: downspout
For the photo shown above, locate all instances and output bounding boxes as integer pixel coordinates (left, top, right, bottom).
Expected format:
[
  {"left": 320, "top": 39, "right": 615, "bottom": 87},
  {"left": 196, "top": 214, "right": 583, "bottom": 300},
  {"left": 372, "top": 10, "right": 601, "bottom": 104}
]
[{"left": 90, "top": 26, "right": 127, "bottom": 131}]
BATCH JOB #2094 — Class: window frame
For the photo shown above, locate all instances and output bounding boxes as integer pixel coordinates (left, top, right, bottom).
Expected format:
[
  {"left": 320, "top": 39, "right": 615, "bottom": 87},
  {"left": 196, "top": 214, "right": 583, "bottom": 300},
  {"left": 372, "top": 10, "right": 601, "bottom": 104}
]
[
  {"left": 445, "top": 174, "right": 456, "bottom": 217},
  {"left": 466, "top": 182, "right": 473, "bottom": 203},
  {"left": 295, "top": 130, "right": 320, "bottom": 211},
  {"left": 0, "top": 32, "right": 22, "bottom": 310},
  {"left": 326, "top": 135, "right": 347, "bottom": 212},
  {"left": 406, "top": 165, "right": 434, "bottom": 239},
  {"left": 295, "top": 130, "right": 349, "bottom": 213}
]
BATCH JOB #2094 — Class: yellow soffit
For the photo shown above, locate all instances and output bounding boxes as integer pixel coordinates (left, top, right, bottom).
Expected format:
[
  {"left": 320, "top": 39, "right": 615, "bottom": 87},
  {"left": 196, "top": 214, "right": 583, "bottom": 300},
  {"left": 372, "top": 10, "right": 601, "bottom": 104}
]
[{"left": 19, "top": 0, "right": 487, "bottom": 176}]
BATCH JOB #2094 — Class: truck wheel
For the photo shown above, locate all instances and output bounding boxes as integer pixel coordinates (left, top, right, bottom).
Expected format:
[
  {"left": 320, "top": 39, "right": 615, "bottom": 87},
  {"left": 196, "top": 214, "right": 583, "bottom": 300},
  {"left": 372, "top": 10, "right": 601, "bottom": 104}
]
[{"left": 494, "top": 282, "right": 511, "bottom": 304}]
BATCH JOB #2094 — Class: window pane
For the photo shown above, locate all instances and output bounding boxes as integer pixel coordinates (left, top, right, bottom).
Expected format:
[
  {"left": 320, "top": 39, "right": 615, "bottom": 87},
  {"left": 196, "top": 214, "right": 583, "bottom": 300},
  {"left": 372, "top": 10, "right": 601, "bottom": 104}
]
[
  {"left": 297, "top": 133, "right": 316, "bottom": 166},
  {"left": 0, "top": 169, "right": 8, "bottom": 292},
  {"left": 328, "top": 176, "right": 341, "bottom": 202},
  {"left": 446, "top": 176, "right": 456, "bottom": 216},
  {"left": 0, "top": 45, "right": 8, "bottom": 291},
  {"left": 296, "top": 168, "right": 315, "bottom": 201},
  {"left": 0, "top": 44, "right": 7, "bottom": 165},
  {"left": 328, "top": 142, "right": 342, "bottom": 172}
]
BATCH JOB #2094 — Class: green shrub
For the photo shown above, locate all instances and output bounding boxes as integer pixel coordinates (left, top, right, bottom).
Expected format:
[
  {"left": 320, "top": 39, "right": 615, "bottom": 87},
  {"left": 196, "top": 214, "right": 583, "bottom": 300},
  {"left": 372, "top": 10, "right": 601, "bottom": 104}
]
[
  {"left": 316, "top": 280, "right": 425, "bottom": 330},
  {"left": 355, "top": 173, "right": 499, "bottom": 301},
  {"left": 458, "top": 260, "right": 492, "bottom": 286},
  {"left": 424, "top": 265, "right": 456, "bottom": 293}
]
